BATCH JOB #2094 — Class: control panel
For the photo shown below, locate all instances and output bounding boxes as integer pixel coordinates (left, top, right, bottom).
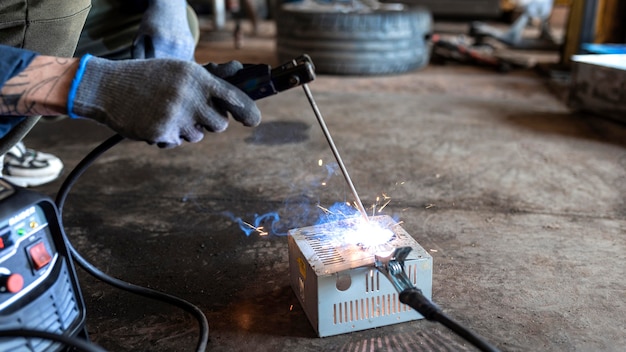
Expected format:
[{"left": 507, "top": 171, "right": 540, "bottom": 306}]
[{"left": 0, "top": 179, "right": 86, "bottom": 351}]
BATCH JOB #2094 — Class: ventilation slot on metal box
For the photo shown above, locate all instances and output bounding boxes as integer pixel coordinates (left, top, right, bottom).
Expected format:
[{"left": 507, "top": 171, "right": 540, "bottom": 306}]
[
  {"left": 334, "top": 292, "right": 411, "bottom": 325},
  {"left": 304, "top": 236, "right": 345, "bottom": 266},
  {"left": 365, "top": 269, "right": 380, "bottom": 293}
]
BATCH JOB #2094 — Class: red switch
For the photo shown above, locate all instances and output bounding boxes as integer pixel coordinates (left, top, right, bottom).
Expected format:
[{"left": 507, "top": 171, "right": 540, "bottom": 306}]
[
  {"left": 29, "top": 242, "right": 52, "bottom": 270},
  {"left": 0, "top": 232, "right": 13, "bottom": 250},
  {"left": 4, "top": 273, "right": 24, "bottom": 293}
]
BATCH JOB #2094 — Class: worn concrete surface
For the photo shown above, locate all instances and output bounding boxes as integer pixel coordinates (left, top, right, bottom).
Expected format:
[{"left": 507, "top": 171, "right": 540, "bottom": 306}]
[{"left": 24, "top": 19, "right": 626, "bottom": 352}]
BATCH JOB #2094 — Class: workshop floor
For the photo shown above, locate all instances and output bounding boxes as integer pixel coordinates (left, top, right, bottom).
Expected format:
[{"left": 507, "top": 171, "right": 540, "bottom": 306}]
[{"left": 26, "top": 17, "right": 626, "bottom": 352}]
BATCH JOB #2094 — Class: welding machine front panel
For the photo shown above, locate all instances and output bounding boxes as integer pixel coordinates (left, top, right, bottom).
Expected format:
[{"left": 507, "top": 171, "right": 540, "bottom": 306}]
[
  {"left": 288, "top": 215, "right": 433, "bottom": 337},
  {"left": 0, "top": 181, "right": 86, "bottom": 351}
]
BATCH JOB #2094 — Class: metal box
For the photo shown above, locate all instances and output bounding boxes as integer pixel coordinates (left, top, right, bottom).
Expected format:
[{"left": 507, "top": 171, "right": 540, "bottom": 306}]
[
  {"left": 570, "top": 54, "right": 626, "bottom": 123},
  {"left": 288, "top": 215, "right": 432, "bottom": 337}
]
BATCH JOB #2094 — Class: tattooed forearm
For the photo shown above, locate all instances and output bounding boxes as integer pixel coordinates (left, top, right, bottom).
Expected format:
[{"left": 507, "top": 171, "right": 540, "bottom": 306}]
[{"left": 0, "top": 56, "right": 79, "bottom": 116}]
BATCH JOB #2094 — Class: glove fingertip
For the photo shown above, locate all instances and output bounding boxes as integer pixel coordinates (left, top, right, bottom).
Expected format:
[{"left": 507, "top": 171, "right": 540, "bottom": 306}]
[
  {"left": 234, "top": 104, "right": 262, "bottom": 127},
  {"left": 199, "top": 108, "right": 230, "bottom": 133}
]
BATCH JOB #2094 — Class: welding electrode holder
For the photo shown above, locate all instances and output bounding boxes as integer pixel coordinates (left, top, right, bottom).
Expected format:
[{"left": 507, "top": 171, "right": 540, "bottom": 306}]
[{"left": 214, "top": 54, "right": 316, "bottom": 100}]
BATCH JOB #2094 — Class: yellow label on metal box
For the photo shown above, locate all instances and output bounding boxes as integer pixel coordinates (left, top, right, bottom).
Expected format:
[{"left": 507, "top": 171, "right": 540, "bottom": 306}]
[{"left": 297, "top": 257, "right": 307, "bottom": 279}]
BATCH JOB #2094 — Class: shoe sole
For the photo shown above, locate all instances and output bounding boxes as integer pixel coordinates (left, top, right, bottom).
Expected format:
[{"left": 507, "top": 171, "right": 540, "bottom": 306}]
[{"left": 2, "top": 171, "right": 63, "bottom": 187}]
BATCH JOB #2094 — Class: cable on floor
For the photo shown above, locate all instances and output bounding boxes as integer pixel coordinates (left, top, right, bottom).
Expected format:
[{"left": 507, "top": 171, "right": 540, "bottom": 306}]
[
  {"left": 54, "top": 134, "right": 209, "bottom": 352},
  {"left": 400, "top": 287, "right": 501, "bottom": 352},
  {"left": 0, "top": 329, "right": 107, "bottom": 352}
]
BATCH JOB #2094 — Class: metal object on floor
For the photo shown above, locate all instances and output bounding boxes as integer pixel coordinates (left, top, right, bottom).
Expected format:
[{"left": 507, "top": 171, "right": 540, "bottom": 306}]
[
  {"left": 288, "top": 215, "right": 432, "bottom": 337},
  {"left": 470, "top": 0, "right": 559, "bottom": 50},
  {"left": 569, "top": 54, "right": 626, "bottom": 123},
  {"left": 431, "top": 34, "right": 529, "bottom": 72}
]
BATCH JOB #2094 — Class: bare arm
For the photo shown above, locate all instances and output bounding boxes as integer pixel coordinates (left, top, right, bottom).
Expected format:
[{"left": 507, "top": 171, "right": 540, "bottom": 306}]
[{"left": 0, "top": 56, "right": 79, "bottom": 116}]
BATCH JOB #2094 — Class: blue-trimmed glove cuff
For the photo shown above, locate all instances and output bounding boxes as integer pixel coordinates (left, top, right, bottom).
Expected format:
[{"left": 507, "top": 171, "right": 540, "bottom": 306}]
[{"left": 67, "top": 54, "right": 93, "bottom": 119}]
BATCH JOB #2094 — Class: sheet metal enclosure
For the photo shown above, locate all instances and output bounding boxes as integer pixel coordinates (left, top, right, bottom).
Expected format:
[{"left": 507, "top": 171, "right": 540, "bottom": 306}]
[
  {"left": 288, "top": 215, "right": 432, "bottom": 337},
  {"left": 570, "top": 54, "right": 626, "bottom": 123}
]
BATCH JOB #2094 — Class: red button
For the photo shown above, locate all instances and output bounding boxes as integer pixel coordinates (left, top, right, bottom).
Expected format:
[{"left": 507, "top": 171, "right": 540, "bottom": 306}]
[
  {"left": 6, "top": 273, "right": 24, "bottom": 293},
  {"left": 29, "top": 242, "right": 52, "bottom": 270}
]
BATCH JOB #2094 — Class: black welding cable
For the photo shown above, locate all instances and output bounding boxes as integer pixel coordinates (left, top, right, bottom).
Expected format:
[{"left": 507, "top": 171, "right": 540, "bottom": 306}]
[
  {"left": 399, "top": 288, "right": 501, "bottom": 352},
  {"left": 0, "top": 329, "right": 107, "bottom": 352},
  {"left": 54, "top": 134, "right": 209, "bottom": 352}
]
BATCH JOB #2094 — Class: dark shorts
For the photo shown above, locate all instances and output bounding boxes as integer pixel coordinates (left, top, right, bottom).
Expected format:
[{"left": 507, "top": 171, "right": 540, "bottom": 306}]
[{"left": 0, "top": 0, "right": 91, "bottom": 56}]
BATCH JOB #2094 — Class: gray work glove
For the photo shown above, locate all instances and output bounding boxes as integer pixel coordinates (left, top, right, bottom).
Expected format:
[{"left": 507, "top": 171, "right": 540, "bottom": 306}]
[
  {"left": 132, "top": 0, "right": 196, "bottom": 60},
  {"left": 68, "top": 55, "right": 261, "bottom": 148}
]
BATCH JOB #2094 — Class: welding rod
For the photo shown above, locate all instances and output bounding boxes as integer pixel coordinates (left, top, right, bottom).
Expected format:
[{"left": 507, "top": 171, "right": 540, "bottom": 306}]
[{"left": 301, "top": 84, "right": 369, "bottom": 222}]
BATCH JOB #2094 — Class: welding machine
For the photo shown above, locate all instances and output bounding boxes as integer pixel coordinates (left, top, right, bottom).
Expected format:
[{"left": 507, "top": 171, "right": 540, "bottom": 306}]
[{"left": 0, "top": 179, "right": 87, "bottom": 351}]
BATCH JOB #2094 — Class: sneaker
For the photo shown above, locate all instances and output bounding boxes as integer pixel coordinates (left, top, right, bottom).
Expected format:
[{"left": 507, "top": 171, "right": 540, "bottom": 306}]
[{"left": 1, "top": 142, "right": 64, "bottom": 187}]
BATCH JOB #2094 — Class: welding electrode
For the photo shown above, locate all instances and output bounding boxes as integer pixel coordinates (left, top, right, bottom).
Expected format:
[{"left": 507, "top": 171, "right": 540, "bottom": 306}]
[
  {"left": 220, "top": 55, "right": 369, "bottom": 222},
  {"left": 301, "top": 84, "right": 369, "bottom": 222}
]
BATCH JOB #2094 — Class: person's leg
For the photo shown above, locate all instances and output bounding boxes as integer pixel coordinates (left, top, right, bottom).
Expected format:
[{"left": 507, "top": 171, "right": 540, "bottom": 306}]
[
  {"left": 0, "top": 0, "right": 91, "bottom": 186},
  {"left": 75, "top": 0, "right": 144, "bottom": 59}
]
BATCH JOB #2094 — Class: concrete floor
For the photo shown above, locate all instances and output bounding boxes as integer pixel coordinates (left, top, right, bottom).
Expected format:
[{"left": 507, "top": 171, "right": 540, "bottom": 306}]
[{"left": 24, "top": 19, "right": 626, "bottom": 352}]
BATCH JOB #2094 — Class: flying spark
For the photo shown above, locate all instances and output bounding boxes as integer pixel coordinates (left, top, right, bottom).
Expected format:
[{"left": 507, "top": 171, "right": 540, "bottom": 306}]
[
  {"left": 241, "top": 221, "right": 268, "bottom": 236},
  {"left": 316, "top": 204, "right": 331, "bottom": 214},
  {"left": 377, "top": 199, "right": 392, "bottom": 213}
]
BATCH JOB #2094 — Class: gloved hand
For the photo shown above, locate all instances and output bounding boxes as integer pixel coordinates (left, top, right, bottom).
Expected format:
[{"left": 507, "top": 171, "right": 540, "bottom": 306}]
[
  {"left": 132, "top": 0, "right": 196, "bottom": 60},
  {"left": 67, "top": 55, "right": 261, "bottom": 148}
]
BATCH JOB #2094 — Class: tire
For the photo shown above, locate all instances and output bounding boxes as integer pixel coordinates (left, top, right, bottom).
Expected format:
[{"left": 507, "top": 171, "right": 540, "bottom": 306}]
[{"left": 275, "top": 3, "right": 433, "bottom": 75}]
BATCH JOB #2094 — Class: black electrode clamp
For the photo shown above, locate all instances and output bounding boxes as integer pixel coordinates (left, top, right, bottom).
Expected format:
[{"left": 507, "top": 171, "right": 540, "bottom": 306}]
[{"left": 220, "top": 54, "right": 316, "bottom": 101}]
